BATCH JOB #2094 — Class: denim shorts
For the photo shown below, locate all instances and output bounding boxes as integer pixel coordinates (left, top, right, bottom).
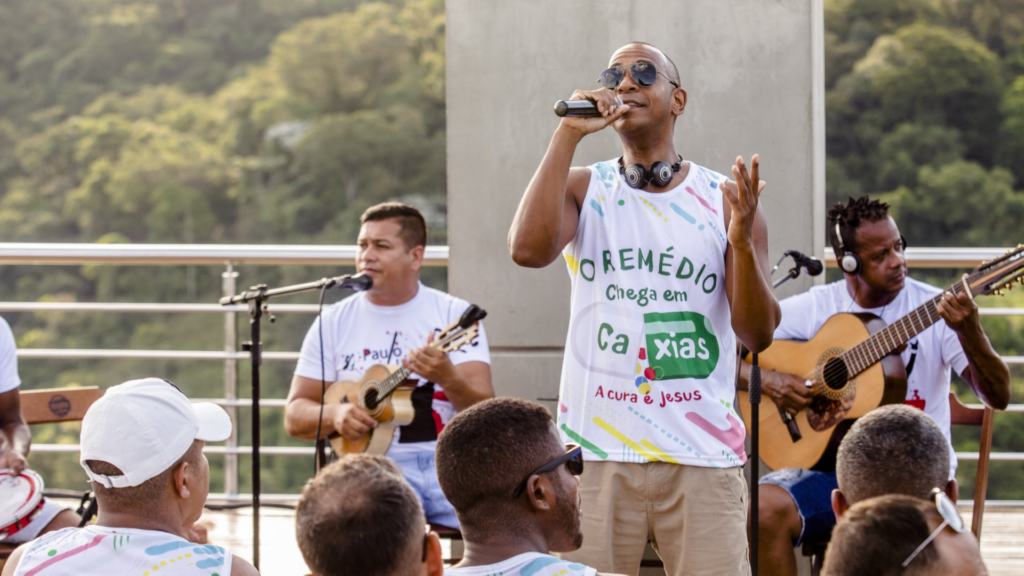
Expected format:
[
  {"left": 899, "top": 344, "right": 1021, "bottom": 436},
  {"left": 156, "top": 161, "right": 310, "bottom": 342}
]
[
  {"left": 388, "top": 449, "right": 459, "bottom": 530},
  {"left": 759, "top": 468, "right": 838, "bottom": 547}
]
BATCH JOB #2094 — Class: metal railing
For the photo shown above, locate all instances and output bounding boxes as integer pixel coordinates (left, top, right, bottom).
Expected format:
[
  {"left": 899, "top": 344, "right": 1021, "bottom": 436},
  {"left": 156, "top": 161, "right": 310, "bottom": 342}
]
[{"left": 2, "top": 244, "right": 1022, "bottom": 502}]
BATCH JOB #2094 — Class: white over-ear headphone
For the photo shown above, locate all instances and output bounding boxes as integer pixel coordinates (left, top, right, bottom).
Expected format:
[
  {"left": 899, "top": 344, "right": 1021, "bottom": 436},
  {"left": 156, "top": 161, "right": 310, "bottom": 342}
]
[{"left": 835, "top": 221, "right": 861, "bottom": 275}]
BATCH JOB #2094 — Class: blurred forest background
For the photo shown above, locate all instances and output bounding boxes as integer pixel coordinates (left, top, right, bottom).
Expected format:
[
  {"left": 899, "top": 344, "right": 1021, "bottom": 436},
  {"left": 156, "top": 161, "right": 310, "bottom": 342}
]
[{"left": 1, "top": 0, "right": 1023, "bottom": 498}]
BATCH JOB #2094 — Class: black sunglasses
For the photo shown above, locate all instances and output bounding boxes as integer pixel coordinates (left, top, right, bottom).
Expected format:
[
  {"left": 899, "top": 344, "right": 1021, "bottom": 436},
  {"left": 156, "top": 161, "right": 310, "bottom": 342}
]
[
  {"left": 512, "top": 443, "right": 583, "bottom": 499},
  {"left": 421, "top": 526, "right": 429, "bottom": 563},
  {"left": 598, "top": 61, "right": 680, "bottom": 90}
]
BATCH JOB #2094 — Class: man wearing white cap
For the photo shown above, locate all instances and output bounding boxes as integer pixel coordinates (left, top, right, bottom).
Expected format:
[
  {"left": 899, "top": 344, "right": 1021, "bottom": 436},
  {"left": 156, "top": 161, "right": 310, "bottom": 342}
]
[{"left": 2, "top": 378, "right": 259, "bottom": 576}]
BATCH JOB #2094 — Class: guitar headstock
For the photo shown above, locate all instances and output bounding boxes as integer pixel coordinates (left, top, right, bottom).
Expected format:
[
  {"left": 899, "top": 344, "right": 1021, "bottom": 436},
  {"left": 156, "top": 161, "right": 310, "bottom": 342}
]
[
  {"left": 968, "top": 244, "right": 1024, "bottom": 297},
  {"left": 437, "top": 324, "right": 481, "bottom": 353},
  {"left": 433, "top": 304, "right": 487, "bottom": 353},
  {"left": 458, "top": 304, "right": 487, "bottom": 328}
]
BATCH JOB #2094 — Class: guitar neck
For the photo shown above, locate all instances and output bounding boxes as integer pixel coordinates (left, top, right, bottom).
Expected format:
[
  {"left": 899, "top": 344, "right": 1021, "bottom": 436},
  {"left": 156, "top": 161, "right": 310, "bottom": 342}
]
[
  {"left": 376, "top": 366, "right": 413, "bottom": 400},
  {"left": 372, "top": 327, "right": 471, "bottom": 401},
  {"left": 841, "top": 281, "right": 967, "bottom": 376}
]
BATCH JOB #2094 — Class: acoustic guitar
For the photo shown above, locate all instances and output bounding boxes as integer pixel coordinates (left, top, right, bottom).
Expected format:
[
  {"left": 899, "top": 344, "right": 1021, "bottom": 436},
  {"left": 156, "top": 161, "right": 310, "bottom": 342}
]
[
  {"left": 738, "top": 245, "right": 1024, "bottom": 471},
  {"left": 322, "top": 304, "right": 487, "bottom": 456}
]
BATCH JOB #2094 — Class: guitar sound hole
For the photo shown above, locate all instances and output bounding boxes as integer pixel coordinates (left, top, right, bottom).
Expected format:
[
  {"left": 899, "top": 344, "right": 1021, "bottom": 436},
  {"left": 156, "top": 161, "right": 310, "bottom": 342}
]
[
  {"left": 822, "top": 357, "right": 849, "bottom": 391},
  {"left": 364, "top": 389, "right": 380, "bottom": 410}
]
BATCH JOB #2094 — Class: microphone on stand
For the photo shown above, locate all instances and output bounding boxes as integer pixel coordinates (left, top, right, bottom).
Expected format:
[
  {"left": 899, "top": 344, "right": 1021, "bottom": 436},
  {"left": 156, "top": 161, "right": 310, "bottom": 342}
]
[
  {"left": 784, "top": 250, "right": 824, "bottom": 277},
  {"left": 326, "top": 273, "right": 373, "bottom": 291}
]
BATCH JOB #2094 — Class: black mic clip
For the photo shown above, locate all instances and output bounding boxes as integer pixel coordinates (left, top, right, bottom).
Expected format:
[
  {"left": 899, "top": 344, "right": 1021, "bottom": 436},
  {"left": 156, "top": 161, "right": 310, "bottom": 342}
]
[
  {"left": 324, "top": 273, "right": 374, "bottom": 292},
  {"left": 784, "top": 250, "right": 824, "bottom": 277}
]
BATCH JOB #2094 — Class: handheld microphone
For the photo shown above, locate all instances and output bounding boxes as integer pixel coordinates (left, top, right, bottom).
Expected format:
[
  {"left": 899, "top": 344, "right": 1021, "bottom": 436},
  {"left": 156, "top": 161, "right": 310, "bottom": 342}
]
[
  {"left": 326, "top": 273, "right": 373, "bottom": 291},
  {"left": 554, "top": 100, "right": 601, "bottom": 117},
  {"left": 784, "top": 250, "right": 824, "bottom": 277}
]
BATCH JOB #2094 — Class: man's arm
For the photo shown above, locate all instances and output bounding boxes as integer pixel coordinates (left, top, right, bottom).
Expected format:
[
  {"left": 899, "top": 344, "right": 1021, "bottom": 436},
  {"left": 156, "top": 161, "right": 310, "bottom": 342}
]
[
  {"left": 230, "top": 555, "right": 261, "bottom": 576},
  {"left": 736, "top": 361, "right": 814, "bottom": 415},
  {"left": 0, "top": 388, "right": 30, "bottom": 475},
  {"left": 403, "top": 344, "right": 493, "bottom": 412},
  {"left": 722, "top": 156, "right": 781, "bottom": 353},
  {"left": 509, "top": 91, "right": 627, "bottom": 268},
  {"left": 284, "top": 376, "right": 378, "bottom": 441},
  {"left": 936, "top": 289, "right": 1011, "bottom": 410}
]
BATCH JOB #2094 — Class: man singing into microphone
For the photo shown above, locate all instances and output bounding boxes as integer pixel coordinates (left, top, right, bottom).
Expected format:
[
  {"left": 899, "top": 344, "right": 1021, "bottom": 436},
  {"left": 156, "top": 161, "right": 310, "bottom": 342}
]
[
  {"left": 284, "top": 202, "right": 493, "bottom": 530},
  {"left": 509, "top": 43, "right": 780, "bottom": 575}
]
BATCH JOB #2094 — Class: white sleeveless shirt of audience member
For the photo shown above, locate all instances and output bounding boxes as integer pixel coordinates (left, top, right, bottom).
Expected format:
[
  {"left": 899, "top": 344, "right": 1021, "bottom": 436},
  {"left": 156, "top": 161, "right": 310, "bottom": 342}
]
[
  {"left": 774, "top": 277, "right": 969, "bottom": 477},
  {"left": 445, "top": 552, "right": 597, "bottom": 576},
  {"left": 558, "top": 159, "right": 741, "bottom": 468},
  {"left": 11, "top": 525, "right": 232, "bottom": 575}
]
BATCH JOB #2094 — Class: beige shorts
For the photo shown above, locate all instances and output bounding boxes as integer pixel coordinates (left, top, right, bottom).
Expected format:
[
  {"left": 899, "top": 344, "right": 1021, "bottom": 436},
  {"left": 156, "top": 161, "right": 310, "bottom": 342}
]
[{"left": 560, "top": 461, "right": 750, "bottom": 576}]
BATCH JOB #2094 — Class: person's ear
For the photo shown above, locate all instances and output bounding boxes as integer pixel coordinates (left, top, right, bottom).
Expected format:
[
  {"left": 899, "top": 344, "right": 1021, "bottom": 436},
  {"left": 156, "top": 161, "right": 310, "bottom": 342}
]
[
  {"left": 831, "top": 489, "right": 849, "bottom": 518},
  {"left": 410, "top": 244, "right": 425, "bottom": 272},
  {"left": 526, "top": 474, "right": 555, "bottom": 512},
  {"left": 946, "top": 478, "right": 959, "bottom": 504},
  {"left": 173, "top": 460, "right": 191, "bottom": 500},
  {"left": 425, "top": 531, "right": 444, "bottom": 576},
  {"left": 672, "top": 87, "right": 687, "bottom": 117}
]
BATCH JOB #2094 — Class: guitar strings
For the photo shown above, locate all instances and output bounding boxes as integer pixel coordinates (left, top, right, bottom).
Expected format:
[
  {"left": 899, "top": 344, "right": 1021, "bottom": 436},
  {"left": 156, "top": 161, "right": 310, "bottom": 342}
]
[
  {"left": 374, "top": 325, "right": 473, "bottom": 400},
  {"left": 820, "top": 272, "right": 980, "bottom": 388}
]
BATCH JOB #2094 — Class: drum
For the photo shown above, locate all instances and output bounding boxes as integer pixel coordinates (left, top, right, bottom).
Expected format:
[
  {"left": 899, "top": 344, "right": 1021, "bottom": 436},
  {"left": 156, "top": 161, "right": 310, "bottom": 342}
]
[{"left": 0, "top": 469, "right": 45, "bottom": 540}]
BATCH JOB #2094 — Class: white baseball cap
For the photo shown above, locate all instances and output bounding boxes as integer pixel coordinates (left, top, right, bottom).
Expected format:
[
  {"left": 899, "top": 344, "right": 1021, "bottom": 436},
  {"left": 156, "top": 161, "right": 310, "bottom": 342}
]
[{"left": 80, "top": 378, "right": 232, "bottom": 488}]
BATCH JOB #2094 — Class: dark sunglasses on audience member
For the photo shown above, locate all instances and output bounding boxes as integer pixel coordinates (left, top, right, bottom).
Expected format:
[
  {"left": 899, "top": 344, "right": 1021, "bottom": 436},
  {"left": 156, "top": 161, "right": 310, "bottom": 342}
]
[
  {"left": 901, "top": 488, "right": 968, "bottom": 568},
  {"left": 511, "top": 443, "right": 584, "bottom": 499},
  {"left": 598, "top": 61, "right": 680, "bottom": 90}
]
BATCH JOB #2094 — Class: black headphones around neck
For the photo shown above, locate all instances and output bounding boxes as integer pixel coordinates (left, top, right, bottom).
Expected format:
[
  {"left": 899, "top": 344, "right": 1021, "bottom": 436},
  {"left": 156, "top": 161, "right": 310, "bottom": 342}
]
[{"left": 618, "top": 156, "right": 683, "bottom": 189}]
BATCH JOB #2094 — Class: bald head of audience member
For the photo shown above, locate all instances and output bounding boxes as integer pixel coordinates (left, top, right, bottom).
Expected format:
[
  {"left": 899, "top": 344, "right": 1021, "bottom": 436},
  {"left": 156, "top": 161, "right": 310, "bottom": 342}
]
[
  {"left": 436, "top": 398, "right": 583, "bottom": 553},
  {"left": 295, "top": 454, "right": 443, "bottom": 576},
  {"left": 823, "top": 494, "right": 986, "bottom": 576},
  {"left": 833, "top": 404, "right": 954, "bottom": 517}
]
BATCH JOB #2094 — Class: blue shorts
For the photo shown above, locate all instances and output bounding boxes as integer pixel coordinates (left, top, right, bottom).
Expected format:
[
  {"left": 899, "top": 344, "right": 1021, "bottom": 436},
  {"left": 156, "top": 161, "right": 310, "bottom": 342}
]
[
  {"left": 388, "top": 449, "right": 459, "bottom": 530},
  {"left": 759, "top": 469, "right": 838, "bottom": 547}
]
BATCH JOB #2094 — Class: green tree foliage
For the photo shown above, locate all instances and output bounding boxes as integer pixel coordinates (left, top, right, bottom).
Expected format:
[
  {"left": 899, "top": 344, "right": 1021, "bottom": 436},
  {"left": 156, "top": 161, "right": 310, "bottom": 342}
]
[
  {"left": 3, "top": 0, "right": 1024, "bottom": 499},
  {"left": 825, "top": 0, "right": 1024, "bottom": 499},
  {"left": 0, "top": 0, "right": 448, "bottom": 495}
]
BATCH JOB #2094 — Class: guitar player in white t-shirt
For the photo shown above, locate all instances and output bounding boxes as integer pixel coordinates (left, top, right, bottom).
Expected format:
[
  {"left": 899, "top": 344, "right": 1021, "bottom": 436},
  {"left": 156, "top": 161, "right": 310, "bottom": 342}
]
[
  {"left": 284, "top": 202, "right": 493, "bottom": 530},
  {"left": 751, "top": 196, "right": 1010, "bottom": 576}
]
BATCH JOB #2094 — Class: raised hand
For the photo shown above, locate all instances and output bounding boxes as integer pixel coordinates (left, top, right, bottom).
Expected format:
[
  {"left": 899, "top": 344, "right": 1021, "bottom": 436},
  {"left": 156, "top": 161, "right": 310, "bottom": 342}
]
[
  {"left": 721, "top": 155, "right": 766, "bottom": 248},
  {"left": 558, "top": 89, "right": 629, "bottom": 137}
]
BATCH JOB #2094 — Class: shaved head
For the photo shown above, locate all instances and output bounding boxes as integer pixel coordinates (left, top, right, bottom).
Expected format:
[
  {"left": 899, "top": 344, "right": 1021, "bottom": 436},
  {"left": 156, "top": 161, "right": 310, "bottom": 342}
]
[{"left": 610, "top": 42, "right": 681, "bottom": 86}]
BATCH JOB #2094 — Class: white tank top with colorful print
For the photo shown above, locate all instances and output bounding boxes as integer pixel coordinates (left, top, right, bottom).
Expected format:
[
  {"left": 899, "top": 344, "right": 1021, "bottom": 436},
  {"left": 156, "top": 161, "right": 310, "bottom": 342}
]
[
  {"left": 557, "top": 158, "right": 744, "bottom": 468},
  {"left": 12, "top": 526, "right": 233, "bottom": 576}
]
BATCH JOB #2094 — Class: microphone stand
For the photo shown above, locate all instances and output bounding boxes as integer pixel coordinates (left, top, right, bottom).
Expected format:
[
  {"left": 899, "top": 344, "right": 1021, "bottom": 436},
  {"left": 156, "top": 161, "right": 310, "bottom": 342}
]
[
  {"left": 219, "top": 274, "right": 359, "bottom": 571},
  {"left": 745, "top": 256, "right": 810, "bottom": 576}
]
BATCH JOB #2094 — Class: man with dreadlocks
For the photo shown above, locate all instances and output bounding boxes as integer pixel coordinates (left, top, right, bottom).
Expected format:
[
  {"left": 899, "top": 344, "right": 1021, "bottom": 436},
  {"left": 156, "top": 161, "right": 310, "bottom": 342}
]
[{"left": 749, "top": 195, "right": 1009, "bottom": 576}]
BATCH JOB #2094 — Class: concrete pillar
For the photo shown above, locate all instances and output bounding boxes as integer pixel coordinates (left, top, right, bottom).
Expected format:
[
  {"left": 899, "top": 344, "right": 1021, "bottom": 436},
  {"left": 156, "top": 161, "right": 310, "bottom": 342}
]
[{"left": 447, "top": 0, "right": 825, "bottom": 410}]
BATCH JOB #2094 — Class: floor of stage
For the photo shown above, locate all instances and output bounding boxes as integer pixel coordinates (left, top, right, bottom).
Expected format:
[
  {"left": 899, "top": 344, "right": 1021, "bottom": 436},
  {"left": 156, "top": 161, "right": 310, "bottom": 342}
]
[{"left": 198, "top": 506, "right": 1024, "bottom": 576}]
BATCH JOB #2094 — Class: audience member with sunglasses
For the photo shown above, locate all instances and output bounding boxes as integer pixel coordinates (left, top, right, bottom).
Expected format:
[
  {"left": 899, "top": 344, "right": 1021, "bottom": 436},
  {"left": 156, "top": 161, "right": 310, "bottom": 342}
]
[
  {"left": 436, "top": 398, "right": 624, "bottom": 576},
  {"left": 822, "top": 492, "right": 987, "bottom": 576},
  {"left": 509, "top": 42, "right": 779, "bottom": 574},
  {"left": 295, "top": 454, "right": 444, "bottom": 576}
]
